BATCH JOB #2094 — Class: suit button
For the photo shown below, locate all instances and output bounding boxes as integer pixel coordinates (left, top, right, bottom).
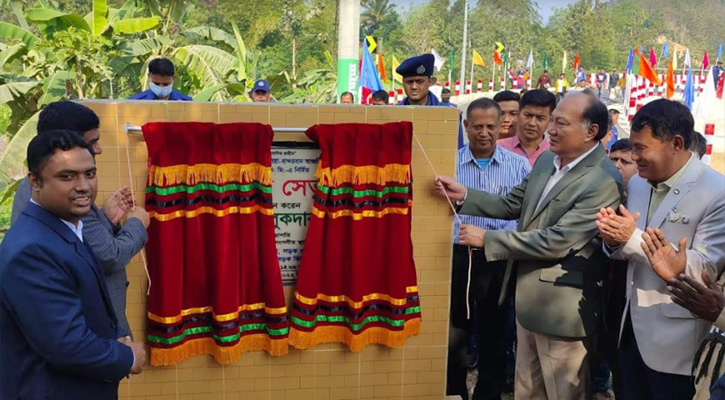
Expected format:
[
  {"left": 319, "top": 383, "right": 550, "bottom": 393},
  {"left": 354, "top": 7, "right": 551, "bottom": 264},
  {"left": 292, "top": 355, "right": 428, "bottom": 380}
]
[{"left": 111, "top": 321, "right": 117, "bottom": 329}]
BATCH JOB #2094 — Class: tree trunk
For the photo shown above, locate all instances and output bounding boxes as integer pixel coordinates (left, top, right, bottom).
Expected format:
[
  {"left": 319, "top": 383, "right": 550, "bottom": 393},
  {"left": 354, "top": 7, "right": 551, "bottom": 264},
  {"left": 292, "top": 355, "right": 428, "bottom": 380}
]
[
  {"left": 292, "top": 37, "right": 297, "bottom": 90},
  {"left": 75, "top": 58, "right": 85, "bottom": 99}
]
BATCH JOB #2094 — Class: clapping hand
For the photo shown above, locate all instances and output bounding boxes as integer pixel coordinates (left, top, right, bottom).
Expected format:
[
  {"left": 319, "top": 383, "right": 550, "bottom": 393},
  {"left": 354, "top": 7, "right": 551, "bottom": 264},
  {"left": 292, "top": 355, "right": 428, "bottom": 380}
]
[
  {"left": 104, "top": 187, "right": 134, "bottom": 225},
  {"left": 640, "top": 228, "right": 687, "bottom": 282},
  {"left": 596, "top": 204, "right": 640, "bottom": 247}
]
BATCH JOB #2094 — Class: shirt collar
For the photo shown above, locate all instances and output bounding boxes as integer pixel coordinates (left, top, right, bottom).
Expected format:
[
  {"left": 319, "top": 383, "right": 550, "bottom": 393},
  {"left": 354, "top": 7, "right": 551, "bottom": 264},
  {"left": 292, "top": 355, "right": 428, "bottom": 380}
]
[
  {"left": 648, "top": 154, "right": 694, "bottom": 191},
  {"left": 462, "top": 145, "right": 500, "bottom": 168},
  {"left": 29, "top": 199, "right": 84, "bottom": 242},
  {"left": 553, "top": 143, "right": 598, "bottom": 173}
]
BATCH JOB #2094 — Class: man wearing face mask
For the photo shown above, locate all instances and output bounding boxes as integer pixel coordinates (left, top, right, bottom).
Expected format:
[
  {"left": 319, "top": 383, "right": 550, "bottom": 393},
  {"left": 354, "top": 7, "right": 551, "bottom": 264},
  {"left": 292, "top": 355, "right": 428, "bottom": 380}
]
[{"left": 130, "top": 58, "right": 192, "bottom": 101}]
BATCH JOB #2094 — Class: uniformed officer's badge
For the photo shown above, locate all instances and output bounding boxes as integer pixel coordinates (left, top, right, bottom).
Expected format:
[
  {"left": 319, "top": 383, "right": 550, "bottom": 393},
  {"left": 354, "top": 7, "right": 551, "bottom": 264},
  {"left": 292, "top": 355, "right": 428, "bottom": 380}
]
[{"left": 417, "top": 65, "right": 426, "bottom": 74}]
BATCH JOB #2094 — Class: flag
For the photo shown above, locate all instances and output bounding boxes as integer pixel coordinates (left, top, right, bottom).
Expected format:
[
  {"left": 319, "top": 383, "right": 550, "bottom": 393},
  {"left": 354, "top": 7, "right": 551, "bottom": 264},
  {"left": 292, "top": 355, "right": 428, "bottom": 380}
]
[
  {"left": 683, "top": 66, "right": 695, "bottom": 110},
  {"left": 573, "top": 53, "right": 581, "bottom": 70},
  {"left": 365, "top": 36, "right": 377, "bottom": 53},
  {"left": 431, "top": 49, "right": 445, "bottom": 72},
  {"left": 376, "top": 53, "right": 387, "bottom": 82},
  {"left": 718, "top": 43, "right": 723, "bottom": 59},
  {"left": 542, "top": 53, "right": 548, "bottom": 70},
  {"left": 637, "top": 49, "right": 661, "bottom": 85},
  {"left": 649, "top": 48, "right": 657, "bottom": 67},
  {"left": 666, "top": 60, "right": 675, "bottom": 98},
  {"left": 472, "top": 49, "right": 485, "bottom": 67},
  {"left": 494, "top": 51, "right": 502, "bottom": 66},
  {"left": 392, "top": 55, "right": 402, "bottom": 83},
  {"left": 562, "top": 51, "right": 567, "bottom": 72},
  {"left": 526, "top": 50, "right": 533, "bottom": 70},
  {"left": 503, "top": 50, "right": 510, "bottom": 70},
  {"left": 632, "top": 48, "right": 640, "bottom": 75},
  {"left": 703, "top": 51, "right": 710, "bottom": 69},
  {"left": 695, "top": 67, "right": 716, "bottom": 118},
  {"left": 626, "top": 48, "right": 634, "bottom": 73},
  {"left": 662, "top": 41, "right": 669, "bottom": 58},
  {"left": 672, "top": 49, "right": 678, "bottom": 70},
  {"left": 358, "top": 41, "right": 384, "bottom": 93},
  {"left": 684, "top": 48, "right": 692, "bottom": 69}
]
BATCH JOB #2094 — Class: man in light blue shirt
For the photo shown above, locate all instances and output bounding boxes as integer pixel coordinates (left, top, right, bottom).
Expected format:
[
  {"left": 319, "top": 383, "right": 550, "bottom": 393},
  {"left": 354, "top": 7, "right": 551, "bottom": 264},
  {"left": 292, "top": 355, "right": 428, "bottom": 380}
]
[{"left": 446, "top": 98, "right": 530, "bottom": 400}]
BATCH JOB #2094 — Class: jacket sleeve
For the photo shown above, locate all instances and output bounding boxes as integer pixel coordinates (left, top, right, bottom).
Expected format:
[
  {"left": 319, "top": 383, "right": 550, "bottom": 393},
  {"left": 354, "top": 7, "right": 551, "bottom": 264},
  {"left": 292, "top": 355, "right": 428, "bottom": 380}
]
[
  {"left": 613, "top": 187, "right": 725, "bottom": 282},
  {"left": 10, "top": 178, "right": 32, "bottom": 226},
  {"left": 1, "top": 244, "right": 134, "bottom": 381},
  {"left": 82, "top": 211, "right": 147, "bottom": 275},
  {"left": 459, "top": 172, "right": 530, "bottom": 221},
  {"left": 483, "top": 173, "right": 620, "bottom": 262}
]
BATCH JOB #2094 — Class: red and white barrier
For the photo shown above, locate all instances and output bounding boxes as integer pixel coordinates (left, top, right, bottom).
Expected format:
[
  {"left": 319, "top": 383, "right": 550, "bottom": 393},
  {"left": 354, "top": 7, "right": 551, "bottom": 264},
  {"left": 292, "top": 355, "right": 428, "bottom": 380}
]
[
  {"left": 488, "top": 78, "right": 494, "bottom": 92},
  {"left": 396, "top": 88, "right": 404, "bottom": 103},
  {"left": 444, "top": 81, "right": 450, "bottom": 90},
  {"left": 703, "top": 123, "right": 714, "bottom": 165},
  {"left": 388, "top": 90, "right": 395, "bottom": 105},
  {"left": 465, "top": 80, "right": 471, "bottom": 94},
  {"left": 499, "top": 77, "right": 505, "bottom": 91},
  {"left": 454, "top": 81, "right": 461, "bottom": 96},
  {"left": 476, "top": 79, "right": 483, "bottom": 93}
]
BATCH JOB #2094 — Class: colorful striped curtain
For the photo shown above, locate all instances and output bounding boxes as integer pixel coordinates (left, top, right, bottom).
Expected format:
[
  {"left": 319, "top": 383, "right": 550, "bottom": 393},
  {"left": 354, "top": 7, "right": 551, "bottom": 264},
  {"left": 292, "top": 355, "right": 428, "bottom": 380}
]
[
  {"left": 143, "top": 122, "right": 288, "bottom": 366},
  {"left": 289, "top": 122, "right": 421, "bottom": 351}
]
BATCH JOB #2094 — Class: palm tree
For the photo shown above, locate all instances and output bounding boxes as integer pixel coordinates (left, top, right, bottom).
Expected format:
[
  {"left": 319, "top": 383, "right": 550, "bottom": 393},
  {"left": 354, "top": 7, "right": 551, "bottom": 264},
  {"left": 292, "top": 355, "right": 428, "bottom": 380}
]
[{"left": 361, "top": 0, "right": 394, "bottom": 53}]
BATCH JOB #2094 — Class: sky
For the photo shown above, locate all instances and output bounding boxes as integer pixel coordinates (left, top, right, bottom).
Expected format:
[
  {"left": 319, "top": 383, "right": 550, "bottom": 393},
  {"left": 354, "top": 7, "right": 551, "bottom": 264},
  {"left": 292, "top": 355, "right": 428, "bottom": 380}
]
[{"left": 392, "top": 0, "right": 597, "bottom": 24}]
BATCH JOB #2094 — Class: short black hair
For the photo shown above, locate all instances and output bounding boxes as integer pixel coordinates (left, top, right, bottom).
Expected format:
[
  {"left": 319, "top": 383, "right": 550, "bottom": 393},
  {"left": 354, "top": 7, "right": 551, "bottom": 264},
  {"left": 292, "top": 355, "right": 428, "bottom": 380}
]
[
  {"left": 442, "top": 88, "right": 451, "bottom": 94},
  {"left": 610, "top": 138, "right": 632, "bottom": 153},
  {"left": 493, "top": 90, "right": 520, "bottom": 104},
  {"left": 27, "top": 130, "right": 95, "bottom": 176},
  {"left": 371, "top": 90, "right": 389, "bottom": 103},
  {"left": 340, "top": 91, "right": 354, "bottom": 100},
  {"left": 466, "top": 97, "right": 501, "bottom": 120},
  {"left": 576, "top": 91, "right": 609, "bottom": 140},
  {"left": 520, "top": 89, "right": 556, "bottom": 113},
  {"left": 690, "top": 131, "right": 707, "bottom": 158},
  {"left": 148, "top": 58, "right": 175, "bottom": 76},
  {"left": 631, "top": 99, "right": 693, "bottom": 148},
  {"left": 37, "top": 101, "right": 99, "bottom": 135}
]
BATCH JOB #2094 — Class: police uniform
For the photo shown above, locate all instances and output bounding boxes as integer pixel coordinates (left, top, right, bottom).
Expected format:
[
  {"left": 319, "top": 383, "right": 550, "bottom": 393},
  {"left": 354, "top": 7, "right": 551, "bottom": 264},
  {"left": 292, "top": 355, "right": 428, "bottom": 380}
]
[{"left": 395, "top": 54, "right": 464, "bottom": 147}]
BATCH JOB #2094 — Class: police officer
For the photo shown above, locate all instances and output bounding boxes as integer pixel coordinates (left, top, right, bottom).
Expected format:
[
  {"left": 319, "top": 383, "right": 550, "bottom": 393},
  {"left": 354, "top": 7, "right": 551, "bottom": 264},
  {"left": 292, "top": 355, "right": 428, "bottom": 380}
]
[{"left": 396, "top": 54, "right": 456, "bottom": 107}]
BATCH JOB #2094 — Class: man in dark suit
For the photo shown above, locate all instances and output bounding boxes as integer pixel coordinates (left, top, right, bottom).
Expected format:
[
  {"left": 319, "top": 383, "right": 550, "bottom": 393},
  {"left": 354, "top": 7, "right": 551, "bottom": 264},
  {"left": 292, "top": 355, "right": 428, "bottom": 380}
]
[
  {"left": 0, "top": 131, "right": 146, "bottom": 399},
  {"left": 11, "top": 100, "right": 149, "bottom": 337}
]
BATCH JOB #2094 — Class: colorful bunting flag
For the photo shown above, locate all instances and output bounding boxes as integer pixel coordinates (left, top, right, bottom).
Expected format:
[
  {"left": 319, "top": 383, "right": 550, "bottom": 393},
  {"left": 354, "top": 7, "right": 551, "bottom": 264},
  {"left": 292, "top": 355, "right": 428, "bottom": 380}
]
[
  {"left": 662, "top": 41, "right": 669, "bottom": 58},
  {"left": 666, "top": 60, "right": 675, "bottom": 99},
  {"left": 637, "top": 50, "right": 661, "bottom": 85},
  {"left": 573, "top": 53, "right": 581, "bottom": 70},
  {"left": 494, "top": 51, "right": 502, "bottom": 66},
  {"left": 392, "top": 55, "right": 402, "bottom": 83},
  {"left": 358, "top": 41, "right": 384, "bottom": 93},
  {"left": 431, "top": 49, "right": 445, "bottom": 72},
  {"left": 562, "top": 51, "right": 567, "bottom": 73},
  {"left": 703, "top": 51, "right": 710, "bottom": 69},
  {"left": 526, "top": 50, "right": 533, "bottom": 70},
  {"left": 376, "top": 53, "right": 387, "bottom": 82},
  {"left": 649, "top": 48, "right": 657, "bottom": 67}
]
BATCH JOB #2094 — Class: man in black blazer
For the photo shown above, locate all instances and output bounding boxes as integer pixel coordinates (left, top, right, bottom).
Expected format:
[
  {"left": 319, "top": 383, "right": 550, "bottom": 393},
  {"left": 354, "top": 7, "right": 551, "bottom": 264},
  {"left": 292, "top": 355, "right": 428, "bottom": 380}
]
[{"left": 0, "top": 131, "right": 146, "bottom": 399}]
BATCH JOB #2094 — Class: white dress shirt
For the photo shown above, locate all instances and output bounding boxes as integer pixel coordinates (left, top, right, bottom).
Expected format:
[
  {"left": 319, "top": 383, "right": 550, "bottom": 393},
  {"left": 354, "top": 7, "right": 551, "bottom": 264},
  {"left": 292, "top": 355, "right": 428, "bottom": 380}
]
[{"left": 535, "top": 143, "right": 599, "bottom": 211}]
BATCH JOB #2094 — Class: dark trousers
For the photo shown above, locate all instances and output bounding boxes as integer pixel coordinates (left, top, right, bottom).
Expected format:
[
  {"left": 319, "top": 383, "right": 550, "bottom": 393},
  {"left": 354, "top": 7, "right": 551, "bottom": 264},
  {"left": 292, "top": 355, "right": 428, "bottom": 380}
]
[
  {"left": 618, "top": 312, "right": 695, "bottom": 400},
  {"left": 446, "top": 245, "right": 508, "bottom": 400}
]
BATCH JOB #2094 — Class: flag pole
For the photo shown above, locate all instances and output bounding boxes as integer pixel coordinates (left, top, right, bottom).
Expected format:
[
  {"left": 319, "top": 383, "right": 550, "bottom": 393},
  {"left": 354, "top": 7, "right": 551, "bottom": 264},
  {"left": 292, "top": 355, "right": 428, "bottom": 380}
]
[
  {"left": 470, "top": 54, "right": 474, "bottom": 93},
  {"left": 391, "top": 57, "right": 395, "bottom": 93},
  {"left": 492, "top": 59, "right": 496, "bottom": 93},
  {"left": 458, "top": 2, "right": 468, "bottom": 89}
]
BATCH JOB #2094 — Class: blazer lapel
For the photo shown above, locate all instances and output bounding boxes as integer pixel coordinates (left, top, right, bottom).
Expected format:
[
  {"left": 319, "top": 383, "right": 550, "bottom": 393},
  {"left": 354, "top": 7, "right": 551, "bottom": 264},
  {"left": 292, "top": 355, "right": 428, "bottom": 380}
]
[
  {"left": 521, "top": 158, "right": 555, "bottom": 228},
  {"left": 526, "top": 146, "right": 604, "bottom": 226},
  {"left": 24, "top": 203, "right": 118, "bottom": 321},
  {"left": 648, "top": 157, "right": 703, "bottom": 228},
  {"left": 628, "top": 177, "right": 651, "bottom": 231}
]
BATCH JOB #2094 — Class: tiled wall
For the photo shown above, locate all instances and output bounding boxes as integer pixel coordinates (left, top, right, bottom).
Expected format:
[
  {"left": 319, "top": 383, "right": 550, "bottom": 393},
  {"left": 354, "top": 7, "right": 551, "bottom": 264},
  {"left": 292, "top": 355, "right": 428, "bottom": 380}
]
[{"left": 81, "top": 100, "right": 460, "bottom": 400}]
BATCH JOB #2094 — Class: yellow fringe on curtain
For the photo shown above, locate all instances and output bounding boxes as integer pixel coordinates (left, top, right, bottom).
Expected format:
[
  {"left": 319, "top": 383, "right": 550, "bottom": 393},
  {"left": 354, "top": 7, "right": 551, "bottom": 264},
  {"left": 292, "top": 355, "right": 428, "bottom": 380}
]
[
  {"left": 288, "top": 318, "right": 421, "bottom": 352},
  {"left": 315, "top": 163, "right": 411, "bottom": 186},
  {"left": 148, "top": 163, "right": 272, "bottom": 187},
  {"left": 150, "top": 335, "right": 289, "bottom": 366}
]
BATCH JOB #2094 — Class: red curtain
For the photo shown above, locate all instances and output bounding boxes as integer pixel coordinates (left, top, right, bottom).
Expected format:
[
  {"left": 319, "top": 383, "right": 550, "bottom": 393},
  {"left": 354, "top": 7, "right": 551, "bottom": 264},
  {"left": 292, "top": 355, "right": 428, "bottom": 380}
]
[
  {"left": 143, "top": 122, "right": 288, "bottom": 366},
  {"left": 289, "top": 122, "right": 421, "bottom": 351}
]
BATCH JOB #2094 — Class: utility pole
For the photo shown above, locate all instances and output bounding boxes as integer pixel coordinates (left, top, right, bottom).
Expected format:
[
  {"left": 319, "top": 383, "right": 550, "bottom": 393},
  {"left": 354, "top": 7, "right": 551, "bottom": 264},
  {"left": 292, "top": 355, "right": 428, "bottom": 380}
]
[{"left": 336, "top": 0, "right": 361, "bottom": 102}]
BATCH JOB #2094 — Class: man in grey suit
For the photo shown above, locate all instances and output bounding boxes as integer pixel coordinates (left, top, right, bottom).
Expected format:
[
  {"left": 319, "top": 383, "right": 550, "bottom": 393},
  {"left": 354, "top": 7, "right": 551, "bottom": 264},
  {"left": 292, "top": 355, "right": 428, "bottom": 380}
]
[
  {"left": 10, "top": 101, "right": 149, "bottom": 337},
  {"left": 436, "top": 91, "right": 622, "bottom": 399},
  {"left": 596, "top": 99, "right": 725, "bottom": 400}
]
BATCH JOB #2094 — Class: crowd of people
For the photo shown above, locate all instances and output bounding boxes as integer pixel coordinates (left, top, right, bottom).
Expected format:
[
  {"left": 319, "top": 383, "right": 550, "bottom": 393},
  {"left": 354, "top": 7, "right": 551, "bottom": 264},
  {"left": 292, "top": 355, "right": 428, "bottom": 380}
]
[{"left": 0, "top": 51, "right": 723, "bottom": 400}]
